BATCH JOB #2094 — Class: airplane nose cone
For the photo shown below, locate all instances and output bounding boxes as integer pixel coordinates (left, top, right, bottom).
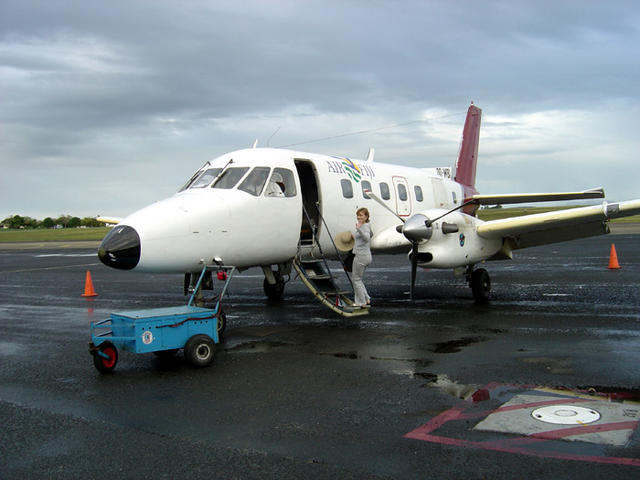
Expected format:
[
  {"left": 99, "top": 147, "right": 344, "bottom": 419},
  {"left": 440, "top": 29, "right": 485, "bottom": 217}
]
[{"left": 98, "top": 225, "right": 141, "bottom": 270}]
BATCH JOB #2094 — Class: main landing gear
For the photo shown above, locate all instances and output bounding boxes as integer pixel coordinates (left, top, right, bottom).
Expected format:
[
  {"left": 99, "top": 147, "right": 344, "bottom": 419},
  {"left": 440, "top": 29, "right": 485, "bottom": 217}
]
[{"left": 466, "top": 266, "right": 491, "bottom": 303}]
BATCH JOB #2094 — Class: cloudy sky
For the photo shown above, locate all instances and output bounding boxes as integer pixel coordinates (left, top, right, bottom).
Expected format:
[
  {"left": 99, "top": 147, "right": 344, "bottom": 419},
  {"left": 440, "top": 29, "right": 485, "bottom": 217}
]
[{"left": 2, "top": 0, "right": 638, "bottom": 219}]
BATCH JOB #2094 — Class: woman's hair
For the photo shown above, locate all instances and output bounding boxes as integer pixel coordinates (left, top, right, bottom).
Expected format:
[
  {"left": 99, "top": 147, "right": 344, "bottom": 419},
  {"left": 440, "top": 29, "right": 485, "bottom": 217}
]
[{"left": 356, "top": 207, "right": 370, "bottom": 222}]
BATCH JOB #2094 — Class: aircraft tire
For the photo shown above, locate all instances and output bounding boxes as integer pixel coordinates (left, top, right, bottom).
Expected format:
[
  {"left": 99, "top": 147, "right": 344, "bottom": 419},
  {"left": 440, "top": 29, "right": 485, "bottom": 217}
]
[
  {"left": 216, "top": 309, "right": 227, "bottom": 338},
  {"left": 263, "top": 277, "right": 285, "bottom": 301},
  {"left": 184, "top": 334, "right": 215, "bottom": 368},
  {"left": 93, "top": 341, "right": 118, "bottom": 373},
  {"left": 471, "top": 268, "right": 491, "bottom": 303}
]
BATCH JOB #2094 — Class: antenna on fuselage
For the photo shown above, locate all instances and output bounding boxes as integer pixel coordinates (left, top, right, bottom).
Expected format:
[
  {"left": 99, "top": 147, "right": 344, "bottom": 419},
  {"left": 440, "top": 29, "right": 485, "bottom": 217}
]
[
  {"left": 267, "top": 126, "right": 281, "bottom": 147},
  {"left": 366, "top": 147, "right": 375, "bottom": 162},
  {"left": 252, "top": 139, "right": 258, "bottom": 148}
]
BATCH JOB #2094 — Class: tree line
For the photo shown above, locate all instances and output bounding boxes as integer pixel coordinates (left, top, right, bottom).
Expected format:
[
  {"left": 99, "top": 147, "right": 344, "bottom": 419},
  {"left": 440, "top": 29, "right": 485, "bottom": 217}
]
[{"left": 1, "top": 215, "right": 104, "bottom": 229}]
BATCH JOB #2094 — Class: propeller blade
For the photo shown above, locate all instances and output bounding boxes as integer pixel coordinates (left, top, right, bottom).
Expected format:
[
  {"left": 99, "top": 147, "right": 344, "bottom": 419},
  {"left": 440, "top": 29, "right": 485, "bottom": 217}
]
[
  {"left": 410, "top": 244, "right": 418, "bottom": 301},
  {"left": 364, "top": 190, "right": 405, "bottom": 223},
  {"left": 426, "top": 199, "right": 477, "bottom": 226}
]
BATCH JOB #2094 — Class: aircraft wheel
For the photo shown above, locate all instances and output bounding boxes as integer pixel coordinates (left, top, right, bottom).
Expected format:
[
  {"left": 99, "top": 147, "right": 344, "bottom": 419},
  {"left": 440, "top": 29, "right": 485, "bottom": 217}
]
[
  {"left": 263, "top": 277, "right": 285, "bottom": 301},
  {"left": 184, "top": 334, "right": 215, "bottom": 368},
  {"left": 471, "top": 268, "right": 491, "bottom": 303},
  {"left": 216, "top": 309, "right": 227, "bottom": 338},
  {"left": 93, "top": 341, "right": 118, "bottom": 373}
]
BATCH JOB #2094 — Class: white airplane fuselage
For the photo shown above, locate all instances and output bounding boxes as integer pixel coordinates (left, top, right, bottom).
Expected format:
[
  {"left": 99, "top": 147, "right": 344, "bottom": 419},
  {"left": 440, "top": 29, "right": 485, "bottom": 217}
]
[{"left": 99, "top": 147, "right": 501, "bottom": 274}]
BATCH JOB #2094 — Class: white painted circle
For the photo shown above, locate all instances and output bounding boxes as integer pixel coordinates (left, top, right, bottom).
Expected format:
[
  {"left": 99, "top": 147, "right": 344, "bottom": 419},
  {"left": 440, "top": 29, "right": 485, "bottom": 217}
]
[{"left": 531, "top": 405, "right": 600, "bottom": 425}]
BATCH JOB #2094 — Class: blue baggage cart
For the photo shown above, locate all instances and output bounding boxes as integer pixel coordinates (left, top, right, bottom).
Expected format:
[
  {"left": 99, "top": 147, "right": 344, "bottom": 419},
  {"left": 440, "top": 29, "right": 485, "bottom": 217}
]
[{"left": 89, "top": 265, "right": 234, "bottom": 373}]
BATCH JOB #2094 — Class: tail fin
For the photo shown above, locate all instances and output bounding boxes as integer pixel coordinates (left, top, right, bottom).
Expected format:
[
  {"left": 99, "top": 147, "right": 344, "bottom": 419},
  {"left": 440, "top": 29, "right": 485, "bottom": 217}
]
[{"left": 454, "top": 103, "right": 482, "bottom": 191}]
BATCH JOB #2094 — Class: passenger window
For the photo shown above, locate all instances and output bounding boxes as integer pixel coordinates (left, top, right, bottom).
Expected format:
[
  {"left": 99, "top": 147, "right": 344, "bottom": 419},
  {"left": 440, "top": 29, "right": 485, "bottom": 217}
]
[
  {"left": 238, "top": 167, "right": 270, "bottom": 196},
  {"left": 361, "top": 180, "right": 372, "bottom": 199},
  {"left": 341, "top": 179, "right": 353, "bottom": 199},
  {"left": 211, "top": 167, "right": 249, "bottom": 189},
  {"left": 414, "top": 185, "right": 423, "bottom": 202},
  {"left": 379, "top": 182, "right": 390, "bottom": 200},
  {"left": 188, "top": 168, "right": 222, "bottom": 189},
  {"left": 265, "top": 168, "right": 297, "bottom": 197},
  {"left": 397, "top": 184, "right": 408, "bottom": 201}
]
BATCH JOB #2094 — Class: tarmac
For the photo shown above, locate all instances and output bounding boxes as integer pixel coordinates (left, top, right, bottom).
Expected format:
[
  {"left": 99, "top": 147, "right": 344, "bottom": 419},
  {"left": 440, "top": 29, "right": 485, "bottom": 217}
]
[{"left": 0, "top": 228, "right": 639, "bottom": 479}]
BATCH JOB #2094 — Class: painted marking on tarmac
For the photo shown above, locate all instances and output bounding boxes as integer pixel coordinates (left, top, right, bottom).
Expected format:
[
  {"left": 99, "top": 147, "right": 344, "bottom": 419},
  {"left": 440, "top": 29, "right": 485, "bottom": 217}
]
[
  {"left": 531, "top": 405, "right": 600, "bottom": 424},
  {"left": 3, "top": 263, "right": 100, "bottom": 273},
  {"left": 405, "top": 383, "right": 640, "bottom": 467},
  {"left": 35, "top": 253, "right": 97, "bottom": 258}
]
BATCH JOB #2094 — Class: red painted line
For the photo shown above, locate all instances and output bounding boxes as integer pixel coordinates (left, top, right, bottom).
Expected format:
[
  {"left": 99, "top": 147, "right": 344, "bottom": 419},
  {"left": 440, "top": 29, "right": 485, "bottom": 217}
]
[
  {"left": 404, "top": 405, "right": 466, "bottom": 436},
  {"left": 405, "top": 400, "right": 640, "bottom": 467},
  {"left": 405, "top": 430, "right": 640, "bottom": 467},
  {"left": 456, "top": 397, "right": 592, "bottom": 421},
  {"left": 530, "top": 420, "right": 640, "bottom": 441},
  {"left": 481, "top": 420, "right": 639, "bottom": 449}
]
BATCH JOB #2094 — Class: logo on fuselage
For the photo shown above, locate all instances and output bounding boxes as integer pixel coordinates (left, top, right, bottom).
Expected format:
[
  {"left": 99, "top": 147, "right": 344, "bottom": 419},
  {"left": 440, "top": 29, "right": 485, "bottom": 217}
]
[
  {"left": 326, "top": 158, "right": 375, "bottom": 183},
  {"left": 341, "top": 158, "right": 362, "bottom": 182}
]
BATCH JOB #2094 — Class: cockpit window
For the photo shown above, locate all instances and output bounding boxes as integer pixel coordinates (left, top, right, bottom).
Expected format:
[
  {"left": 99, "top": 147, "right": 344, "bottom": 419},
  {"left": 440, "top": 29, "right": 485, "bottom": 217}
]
[
  {"left": 211, "top": 167, "right": 250, "bottom": 189},
  {"left": 186, "top": 168, "right": 222, "bottom": 189},
  {"left": 264, "top": 168, "right": 297, "bottom": 198},
  {"left": 238, "top": 167, "right": 270, "bottom": 196}
]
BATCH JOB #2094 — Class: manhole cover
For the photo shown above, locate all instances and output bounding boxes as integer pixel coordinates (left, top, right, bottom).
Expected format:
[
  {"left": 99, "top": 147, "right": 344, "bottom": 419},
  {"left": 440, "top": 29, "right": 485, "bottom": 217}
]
[{"left": 531, "top": 405, "right": 600, "bottom": 425}]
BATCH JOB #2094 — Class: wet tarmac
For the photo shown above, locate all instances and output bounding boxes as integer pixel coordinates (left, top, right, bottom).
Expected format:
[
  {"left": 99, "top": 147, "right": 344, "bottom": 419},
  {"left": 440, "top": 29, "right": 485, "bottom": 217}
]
[{"left": 0, "top": 231, "right": 639, "bottom": 479}]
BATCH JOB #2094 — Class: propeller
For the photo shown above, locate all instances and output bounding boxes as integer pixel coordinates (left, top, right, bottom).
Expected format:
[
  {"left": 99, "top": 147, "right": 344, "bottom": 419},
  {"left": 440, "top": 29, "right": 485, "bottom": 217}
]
[
  {"left": 364, "top": 190, "right": 476, "bottom": 300},
  {"left": 365, "top": 190, "right": 432, "bottom": 300}
]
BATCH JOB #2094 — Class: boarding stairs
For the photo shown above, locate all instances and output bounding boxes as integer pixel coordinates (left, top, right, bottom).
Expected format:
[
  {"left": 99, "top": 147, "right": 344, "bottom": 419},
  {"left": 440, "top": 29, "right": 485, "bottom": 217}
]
[{"left": 293, "top": 207, "right": 369, "bottom": 317}]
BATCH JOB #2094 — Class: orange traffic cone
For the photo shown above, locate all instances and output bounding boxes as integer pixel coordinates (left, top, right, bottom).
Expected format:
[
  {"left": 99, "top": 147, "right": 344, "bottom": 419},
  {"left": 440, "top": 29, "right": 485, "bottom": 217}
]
[
  {"left": 608, "top": 243, "right": 621, "bottom": 270},
  {"left": 82, "top": 270, "right": 98, "bottom": 297}
]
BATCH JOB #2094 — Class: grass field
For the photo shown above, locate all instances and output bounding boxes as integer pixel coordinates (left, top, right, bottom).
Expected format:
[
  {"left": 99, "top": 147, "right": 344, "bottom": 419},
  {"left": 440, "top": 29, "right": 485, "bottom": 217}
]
[
  {"left": 0, "top": 227, "right": 111, "bottom": 243},
  {"left": 1, "top": 209, "right": 638, "bottom": 243}
]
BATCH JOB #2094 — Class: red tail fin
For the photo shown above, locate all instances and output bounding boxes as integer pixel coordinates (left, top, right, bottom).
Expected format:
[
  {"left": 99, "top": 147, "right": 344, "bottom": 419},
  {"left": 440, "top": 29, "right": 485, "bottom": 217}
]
[{"left": 454, "top": 103, "right": 482, "bottom": 193}]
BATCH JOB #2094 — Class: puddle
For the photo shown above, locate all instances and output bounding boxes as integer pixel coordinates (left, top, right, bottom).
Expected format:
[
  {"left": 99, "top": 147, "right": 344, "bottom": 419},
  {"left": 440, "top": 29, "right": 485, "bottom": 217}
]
[
  {"left": 417, "top": 373, "right": 479, "bottom": 399},
  {"left": 225, "top": 340, "right": 292, "bottom": 353},
  {"left": 521, "top": 356, "right": 573, "bottom": 374},
  {"left": 0, "top": 341, "right": 25, "bottom": 356},
  {"left": 575, "top": 385, "right": 640, "bottom": 402},
  {"left": 430, "top": 336, "right": 487, "bottom": 353}
]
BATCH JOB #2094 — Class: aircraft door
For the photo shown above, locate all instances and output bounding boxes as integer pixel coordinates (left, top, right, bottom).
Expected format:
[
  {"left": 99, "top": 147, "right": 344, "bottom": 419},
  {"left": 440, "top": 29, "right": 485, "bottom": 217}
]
[
  {"left": 431, "top": 178, "right": 448, "bottom": 207},
  {"left": 294, "top": 160, "right": 320, "bottom": 245},
  {"left": 393, "top": 176, "right": 411, "bottom": 217}
]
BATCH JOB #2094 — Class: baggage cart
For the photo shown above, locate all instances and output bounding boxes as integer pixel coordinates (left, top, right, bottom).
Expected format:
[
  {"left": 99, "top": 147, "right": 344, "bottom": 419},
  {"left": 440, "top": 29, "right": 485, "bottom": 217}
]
[{"left": 89, "top": 265, "right": 234, "bottom": 373}]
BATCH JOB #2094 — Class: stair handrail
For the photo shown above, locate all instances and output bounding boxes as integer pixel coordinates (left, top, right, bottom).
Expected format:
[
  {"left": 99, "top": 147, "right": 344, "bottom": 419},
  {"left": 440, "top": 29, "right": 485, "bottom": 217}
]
[{"left": 301, "top": 202, "right": 355, "bottom": 292}]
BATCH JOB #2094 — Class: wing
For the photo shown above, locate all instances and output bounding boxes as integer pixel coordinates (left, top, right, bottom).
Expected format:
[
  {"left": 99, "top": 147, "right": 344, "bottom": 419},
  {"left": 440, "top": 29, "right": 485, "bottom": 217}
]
[
  {"left": 471, "top": 187, "right": 605, "bottom": 205},
  {"left": 477, "top": 199, "right": 640, "bottom": 253}
]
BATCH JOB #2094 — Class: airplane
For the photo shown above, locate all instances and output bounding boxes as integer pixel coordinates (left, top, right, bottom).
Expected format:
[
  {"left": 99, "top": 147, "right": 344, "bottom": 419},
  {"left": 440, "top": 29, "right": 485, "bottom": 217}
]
[{"left": 98, "top": 103, "right": 640, "bottom": 312}]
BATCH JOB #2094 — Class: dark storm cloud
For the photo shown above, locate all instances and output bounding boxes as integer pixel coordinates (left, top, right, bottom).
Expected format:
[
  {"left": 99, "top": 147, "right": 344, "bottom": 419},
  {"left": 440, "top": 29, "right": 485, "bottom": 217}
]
[{"left": 1, "top": 0, "right": 638, "bottom": 217}]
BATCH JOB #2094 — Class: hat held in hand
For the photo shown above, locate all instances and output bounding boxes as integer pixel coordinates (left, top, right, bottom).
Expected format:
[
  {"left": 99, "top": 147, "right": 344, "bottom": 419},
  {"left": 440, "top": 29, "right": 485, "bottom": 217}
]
[{"left": 335, "top": 231, "right": 355, "bottom": 252}]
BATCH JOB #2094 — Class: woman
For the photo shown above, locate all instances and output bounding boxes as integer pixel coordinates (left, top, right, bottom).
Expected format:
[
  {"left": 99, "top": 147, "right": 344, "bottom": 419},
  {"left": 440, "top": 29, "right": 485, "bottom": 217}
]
[{"left": 352, "top": 207, "right": 372, "bottom": 307}]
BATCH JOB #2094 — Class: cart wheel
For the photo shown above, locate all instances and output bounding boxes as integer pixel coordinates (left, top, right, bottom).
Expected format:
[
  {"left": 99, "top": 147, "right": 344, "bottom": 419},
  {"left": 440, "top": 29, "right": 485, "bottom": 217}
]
[
  {"left": 184, "top": 334, "right": 215, "bottom": 368},
  {"left": 216, "top": 309, "right": 227, "bottom": 338},
  {"left": 153, "top": 348, "right": 179, "bottom": 359},
  {"left": 93, "top": 341, "right": 118, "bottom": 373}
]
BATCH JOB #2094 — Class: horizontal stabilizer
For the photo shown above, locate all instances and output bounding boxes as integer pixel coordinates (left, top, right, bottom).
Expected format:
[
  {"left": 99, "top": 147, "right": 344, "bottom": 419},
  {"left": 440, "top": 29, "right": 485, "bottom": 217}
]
[
  {"left": 472, "top": 187, "right": 605, "bottom": 206},
  {"left": 96, "top": 216, "right": 123, "bottom": 225}
]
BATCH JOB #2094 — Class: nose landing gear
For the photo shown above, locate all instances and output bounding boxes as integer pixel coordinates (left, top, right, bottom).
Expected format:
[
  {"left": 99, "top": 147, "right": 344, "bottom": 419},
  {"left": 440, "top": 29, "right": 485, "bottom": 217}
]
[{"left": 261, "top": 262, "right": 291, "bottom": 302}]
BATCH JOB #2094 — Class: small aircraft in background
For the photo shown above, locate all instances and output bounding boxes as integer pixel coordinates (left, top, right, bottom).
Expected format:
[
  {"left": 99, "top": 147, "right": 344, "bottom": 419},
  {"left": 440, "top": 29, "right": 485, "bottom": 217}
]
[{"left": 98, "top": 104, "right": 640, "bottom": 312}]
